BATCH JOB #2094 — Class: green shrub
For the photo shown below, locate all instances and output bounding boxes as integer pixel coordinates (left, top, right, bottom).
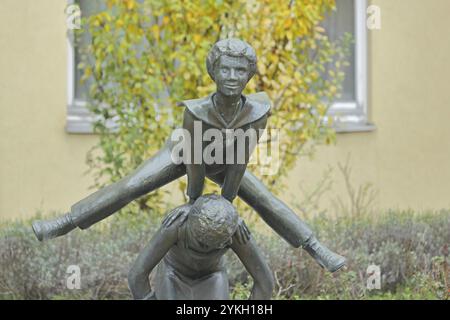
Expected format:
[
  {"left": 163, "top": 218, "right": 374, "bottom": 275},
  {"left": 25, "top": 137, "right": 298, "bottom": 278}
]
[{"left": 0, "top": 210, "right": 448, "bottom": 300}]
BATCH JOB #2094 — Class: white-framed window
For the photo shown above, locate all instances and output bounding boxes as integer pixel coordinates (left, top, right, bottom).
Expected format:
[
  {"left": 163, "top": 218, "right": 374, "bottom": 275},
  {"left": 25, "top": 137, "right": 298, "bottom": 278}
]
[
  {"left": 324, "top": 0, "right": 374, "bottom": 132},
  {"left": 66, "top": 0, "right": 373, "bottom": 134},
  {"left": 66, "top": 0, "right": 103, "bottom": 134}
]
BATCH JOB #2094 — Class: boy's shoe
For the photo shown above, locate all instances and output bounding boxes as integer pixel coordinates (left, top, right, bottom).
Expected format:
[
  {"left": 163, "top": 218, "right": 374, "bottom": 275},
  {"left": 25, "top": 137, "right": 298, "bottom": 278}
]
[
  {"left": 32, "top": 213, "right": 75, "bottom": 241},
  {"left": 303, "top": 237, "right": 346, "bottom": 273}
]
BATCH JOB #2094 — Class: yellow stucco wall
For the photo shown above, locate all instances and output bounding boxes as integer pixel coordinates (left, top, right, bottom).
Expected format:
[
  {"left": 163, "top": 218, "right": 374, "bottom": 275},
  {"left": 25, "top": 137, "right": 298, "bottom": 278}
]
[
  {"left": 1, "top": 0, "right": 449, "bottom": 221},
  {"left": 373, "top": 0, "right": 450, "bottom": 210},
  {"left": 0, "top": 0, "right": 97, "bottom": 220},
  {"left": 286, "top": 0, "right": 450, "bottom": 214}
]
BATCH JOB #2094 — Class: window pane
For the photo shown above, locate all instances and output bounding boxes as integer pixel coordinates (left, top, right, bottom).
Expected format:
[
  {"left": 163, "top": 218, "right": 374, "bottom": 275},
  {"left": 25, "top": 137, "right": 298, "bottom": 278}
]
[
  {"left": 74, "top": 0, "right": 105, "bottom": 100},
  {"left": 323, "top": 0, "right": 355, "bottom": 102}
]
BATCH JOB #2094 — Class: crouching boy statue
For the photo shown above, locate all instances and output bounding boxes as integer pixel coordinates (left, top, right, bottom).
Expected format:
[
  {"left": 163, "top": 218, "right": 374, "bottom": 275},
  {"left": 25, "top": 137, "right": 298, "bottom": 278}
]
[
  {"left": 32, "top": 38, "right": 345, "bottom": 273},
  {"left": 128, "top": 194, "right": 274, "bottom": 300}
]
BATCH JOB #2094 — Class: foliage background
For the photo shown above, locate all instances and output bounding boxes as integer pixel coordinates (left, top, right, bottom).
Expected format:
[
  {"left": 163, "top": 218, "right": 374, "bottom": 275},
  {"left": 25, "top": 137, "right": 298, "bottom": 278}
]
[
  {"left": 77, "top": 0, "right": 352, "bottom": 217},
  {"left": 0, "top": 209, "right": 448, "bottom": 300}
]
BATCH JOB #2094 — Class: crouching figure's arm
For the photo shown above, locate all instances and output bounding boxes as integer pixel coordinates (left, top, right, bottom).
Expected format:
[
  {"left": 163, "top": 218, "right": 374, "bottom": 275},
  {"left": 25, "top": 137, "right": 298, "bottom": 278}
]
[
  {"left": 128, "top": 221, "right": 179, "bottom": 300},
  {"left": 231, "top": 220, "right": 274, "bottom": 300}
]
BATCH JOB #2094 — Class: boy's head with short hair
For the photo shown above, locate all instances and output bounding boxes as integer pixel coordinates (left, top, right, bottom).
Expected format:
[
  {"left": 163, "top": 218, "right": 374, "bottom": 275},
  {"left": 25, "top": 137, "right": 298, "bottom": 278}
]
[
  {"left": 206, "top": 38, "right": 257, "bottom": 82},
  {"left": 187, "top": 194, "right": 238, "bottom": 251}
]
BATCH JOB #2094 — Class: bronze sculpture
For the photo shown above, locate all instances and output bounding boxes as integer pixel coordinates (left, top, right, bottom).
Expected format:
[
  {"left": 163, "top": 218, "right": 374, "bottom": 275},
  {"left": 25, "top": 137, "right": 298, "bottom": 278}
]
[
  {"left": 32, "top": 39, "right": 346, "bottom": 291},
  {"left": 128, "top": 194, "right": 273, "bottom": 300}
]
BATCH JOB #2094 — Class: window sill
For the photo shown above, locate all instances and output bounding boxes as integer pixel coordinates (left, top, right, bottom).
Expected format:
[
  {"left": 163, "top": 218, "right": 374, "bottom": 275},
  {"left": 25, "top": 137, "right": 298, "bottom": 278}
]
[
  {"left": 334, "top": 122, "right": 376, "bottom": 133},
  {"left": 66, "top": 101, "right": 118, "bottom": 134},
  {"left": 66, "top": 101, "right": 94, "bottom": 134}
]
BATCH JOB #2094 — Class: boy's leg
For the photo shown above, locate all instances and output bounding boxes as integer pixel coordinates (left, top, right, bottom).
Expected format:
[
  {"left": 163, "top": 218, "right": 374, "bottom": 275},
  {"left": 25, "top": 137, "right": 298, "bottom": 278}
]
[
  {"left": 33, "top": 141, "right": 186, "bottom": 240},
  {"left": 207, "top": 170, "right": 346, "bottom": 272}
]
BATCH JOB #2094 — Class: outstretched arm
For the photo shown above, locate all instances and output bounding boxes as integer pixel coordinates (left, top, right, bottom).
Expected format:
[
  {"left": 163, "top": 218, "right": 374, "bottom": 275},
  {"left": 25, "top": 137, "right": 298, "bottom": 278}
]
[
  {"left": 128, "top": 224, "right": 178, "bottom": 300},
  {"left": 231, "top": 223, "right": 274, "bottom": 300}
]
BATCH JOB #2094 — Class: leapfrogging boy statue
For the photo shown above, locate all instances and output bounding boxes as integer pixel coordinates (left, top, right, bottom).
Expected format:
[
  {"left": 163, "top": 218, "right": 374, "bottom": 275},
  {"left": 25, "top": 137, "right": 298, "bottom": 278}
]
[
  {"left": 128, "top": 194, "right": 273, "bottom": 300},
  {"left": 32, "top": 39, "right": 346, "bottom": 282}
]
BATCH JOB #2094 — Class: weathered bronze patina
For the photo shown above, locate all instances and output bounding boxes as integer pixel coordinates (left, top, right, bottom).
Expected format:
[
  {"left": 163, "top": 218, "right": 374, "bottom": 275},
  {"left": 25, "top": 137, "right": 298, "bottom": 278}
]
[
  {"left": 33, "top": 39, "right": 346, "bottom": 299},
  {"left": 128, "top": 194, "right": 273, "bottom": 300}
]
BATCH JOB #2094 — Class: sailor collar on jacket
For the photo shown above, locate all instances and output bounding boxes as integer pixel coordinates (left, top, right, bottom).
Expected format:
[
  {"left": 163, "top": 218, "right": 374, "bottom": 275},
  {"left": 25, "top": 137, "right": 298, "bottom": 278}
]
[{"left": 178, "top": 91, "right": 271, "bottom": 129}]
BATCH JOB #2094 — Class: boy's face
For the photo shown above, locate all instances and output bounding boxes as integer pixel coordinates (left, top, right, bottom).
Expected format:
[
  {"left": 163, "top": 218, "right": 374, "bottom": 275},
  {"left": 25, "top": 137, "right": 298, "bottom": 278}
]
[
  {"left": 214, "top": 55, "right": 250, "bottom": 97},
  {"left": 189, "top": 233, "right": 231, "bottom": 254}
]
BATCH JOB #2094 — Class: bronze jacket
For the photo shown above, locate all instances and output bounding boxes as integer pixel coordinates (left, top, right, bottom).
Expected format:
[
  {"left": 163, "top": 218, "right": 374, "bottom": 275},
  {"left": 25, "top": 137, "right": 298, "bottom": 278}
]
[{"left": 179, "top": 92, "right": 271, "bottom": 202}]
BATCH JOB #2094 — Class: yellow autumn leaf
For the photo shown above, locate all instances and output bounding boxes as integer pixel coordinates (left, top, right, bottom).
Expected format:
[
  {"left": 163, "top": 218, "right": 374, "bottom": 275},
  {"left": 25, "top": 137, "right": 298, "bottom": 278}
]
[
  {"left": 151, "top": 25, "right": 160, "bottom": 41},
  {"left": 116, "top": 19, "right": 124, "bottom": 28},
  {"left": 125, "top": 0, "right": 135, "bottom": 10},
  {"left": 193, "top": 34, "right": 202, "bottom": 44},
  {"left": 283, "top": 18, "right": 293, "bottom": 29}
]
